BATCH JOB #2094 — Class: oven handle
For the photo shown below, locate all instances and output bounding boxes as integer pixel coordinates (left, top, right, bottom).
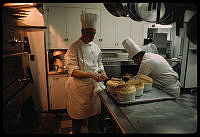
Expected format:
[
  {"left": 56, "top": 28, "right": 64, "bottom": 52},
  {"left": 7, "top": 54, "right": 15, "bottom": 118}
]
[
  {"left": 16, "top": 74, "right": 33, "bottom": 85},
  {"left": 6, "top": 80, "right": 31, "bottom": 106},
  {"left": 4, "top": 66, "right": 33, "bottom": 90},
  {"left": 6, "top": 67, "right": 33, "bottom": 105}
]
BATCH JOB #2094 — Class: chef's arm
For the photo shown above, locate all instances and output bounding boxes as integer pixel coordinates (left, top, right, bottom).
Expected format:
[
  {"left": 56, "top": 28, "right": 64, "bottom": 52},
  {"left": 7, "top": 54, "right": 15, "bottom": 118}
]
[{"left": 72, "top": 69, "right": 102, "bottom": 82}]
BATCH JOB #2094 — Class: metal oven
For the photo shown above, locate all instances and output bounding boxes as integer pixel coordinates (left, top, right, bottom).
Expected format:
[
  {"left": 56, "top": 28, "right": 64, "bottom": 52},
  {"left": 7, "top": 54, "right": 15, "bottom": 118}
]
[{"left": 3, "top": 6, "right": 33, "bottom": 132}]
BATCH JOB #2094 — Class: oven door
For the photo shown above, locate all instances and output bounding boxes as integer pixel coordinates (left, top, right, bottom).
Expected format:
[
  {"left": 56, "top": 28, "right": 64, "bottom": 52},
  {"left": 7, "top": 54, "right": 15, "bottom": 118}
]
[
  {"left": 3, "top": 30, "right": 33, "bottom": 132},
  {"left": 3, "top": 52, "right": 33, "bottom": 132}
]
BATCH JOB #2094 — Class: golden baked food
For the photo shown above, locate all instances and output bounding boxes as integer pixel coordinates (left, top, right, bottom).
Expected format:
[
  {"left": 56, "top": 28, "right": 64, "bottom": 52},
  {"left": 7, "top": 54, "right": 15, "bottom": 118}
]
[
  {"left": 137, "top": 74, "right": 153, "bottom": 91},
  {"left": 137, "top": 74, "right": 153, "bottom": 83},
  {"left": 116, "top": 84, "right": 136, "bottom": 102},
  {"left": 126, "top": 78, "right": 144, "bottom": 96},
  {"left": 135, "top": 82, "right": 144, "bottom": 89},
  {"left": 123, "top": 73, "right": 133, "bottom": 79},
  {"left": 126, "top": 78, "right": 142, "bottom": 85},
  {"left": 106, "top": 78, "right": 125, "bottom": 88},
  {"left": 116, "top": 83, "right": 136, "bottom": 94},
  {"left": 110, "top": 77, "right": 122, "bottom": 81},
  {"left": 106, "top": 78, "right": 125, "bottom": 94},
  {"left": 126, "top": 78, "right": 144, "bottom": 88}
]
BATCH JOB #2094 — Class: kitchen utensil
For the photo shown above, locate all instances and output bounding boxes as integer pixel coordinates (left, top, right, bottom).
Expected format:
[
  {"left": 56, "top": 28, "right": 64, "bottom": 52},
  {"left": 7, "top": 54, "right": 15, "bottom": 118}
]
[
  {"left": 127, "top": 3, "right": 143, "bottom": 22},
  {"left": 135, "top": 3, "right": 166, "bottom": 23},
  {"left": 103, "top": 3, "right": 120, "bottom": 17}
]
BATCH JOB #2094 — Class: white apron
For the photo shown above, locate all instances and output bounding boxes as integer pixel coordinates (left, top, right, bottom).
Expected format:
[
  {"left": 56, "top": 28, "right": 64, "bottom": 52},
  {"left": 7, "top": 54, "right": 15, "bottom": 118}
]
[{"left": 64, "top": 39, "right": 104, "bottom": 119}]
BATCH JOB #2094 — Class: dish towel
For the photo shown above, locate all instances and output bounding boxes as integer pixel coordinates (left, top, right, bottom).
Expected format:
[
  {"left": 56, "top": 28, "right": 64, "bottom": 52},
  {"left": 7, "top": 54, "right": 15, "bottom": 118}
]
[{"left": 93, "top": 82, "right": 105, "bottom": 95}]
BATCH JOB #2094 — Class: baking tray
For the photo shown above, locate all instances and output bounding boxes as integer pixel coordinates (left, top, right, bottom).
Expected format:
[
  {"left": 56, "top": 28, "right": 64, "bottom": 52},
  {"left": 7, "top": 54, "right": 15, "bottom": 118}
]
[{"left": 106, "top": 88, "right": 176, "bottom": 105}]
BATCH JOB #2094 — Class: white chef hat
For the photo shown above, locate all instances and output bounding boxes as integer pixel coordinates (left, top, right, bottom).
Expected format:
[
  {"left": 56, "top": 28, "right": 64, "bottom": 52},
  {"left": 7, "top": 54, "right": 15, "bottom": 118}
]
[
  {"left": 80, "top": 12, "right": 97, "bottom": 29},
  {"left": 122, "top": 37, "right": 143, "bottom": 59}
]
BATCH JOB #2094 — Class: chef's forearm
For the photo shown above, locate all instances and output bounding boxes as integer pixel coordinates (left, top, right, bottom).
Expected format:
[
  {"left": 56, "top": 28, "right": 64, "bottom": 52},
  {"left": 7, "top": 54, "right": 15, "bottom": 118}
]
[{"left": 72, "top": 69, "right": 93, "bottom": 79}]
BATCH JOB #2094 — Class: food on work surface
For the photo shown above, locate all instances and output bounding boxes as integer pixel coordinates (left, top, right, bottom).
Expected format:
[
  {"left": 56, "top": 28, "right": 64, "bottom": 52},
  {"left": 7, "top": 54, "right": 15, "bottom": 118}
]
[
  {"left": 123, "top": 73, "right": 133, "bottom": 79},
  {"left": 116, "top": 83, "right": 136, "bottom": 102},
  {"left": 106, "top": 78, "right": 125, "bottom": 94},
  {"left": 127, "top": 78, "right": 144, "bottom": 96},
  {"left": 137, "top": 75, "right": 153, "bottom": 91}
]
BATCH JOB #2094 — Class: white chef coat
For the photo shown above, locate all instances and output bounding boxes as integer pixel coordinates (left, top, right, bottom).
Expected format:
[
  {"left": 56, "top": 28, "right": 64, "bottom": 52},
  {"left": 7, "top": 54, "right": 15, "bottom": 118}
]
[
  {"left": 64, "top": 38, "right": 104, "bottom": 119},
  {"left": 142, "top": 43, "right": 158, "bottom": 54},
  {"left": 137, "top": 53, "right": 180, "bottom": 97}
]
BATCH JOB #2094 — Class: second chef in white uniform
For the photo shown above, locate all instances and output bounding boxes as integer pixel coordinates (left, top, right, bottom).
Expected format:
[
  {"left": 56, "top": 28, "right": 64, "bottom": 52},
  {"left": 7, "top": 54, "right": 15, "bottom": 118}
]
[{"left": 122, "top": 38, "right": 180, "bottom": 98}]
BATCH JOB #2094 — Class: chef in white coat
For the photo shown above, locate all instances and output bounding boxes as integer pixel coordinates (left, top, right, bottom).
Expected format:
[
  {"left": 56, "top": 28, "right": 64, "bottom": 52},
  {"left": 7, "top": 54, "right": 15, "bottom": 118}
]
[
  {"left": 122, "top": 38, "right": 180, "bottom": 97},
  {"left": 64, "top": 12, "right": 108, "bottom": 133}
]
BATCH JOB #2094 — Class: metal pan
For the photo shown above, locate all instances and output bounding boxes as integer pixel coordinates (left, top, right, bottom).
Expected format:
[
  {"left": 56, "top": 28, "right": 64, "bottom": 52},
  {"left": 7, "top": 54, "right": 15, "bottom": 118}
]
[
  {"left": 127, "top": 3, "right": 143, "bottom": 22},
  {"left": 134, "top": 3, "right": 166, "bottom": 23},
  {"left": 104, "top": 3, "right": 129, "bottom": 17},
  {"left": 103, "top": 3, "right": 120, "bottom": 17},
  {"left": 159, "top": 3, "right": 176, "bottom": 25}
]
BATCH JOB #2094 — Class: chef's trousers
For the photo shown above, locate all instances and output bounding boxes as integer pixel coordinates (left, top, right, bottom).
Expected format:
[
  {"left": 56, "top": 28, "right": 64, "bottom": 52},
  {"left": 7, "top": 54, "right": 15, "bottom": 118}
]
[{"left": 72, "top": 115, "right": 100, "bottom": 134}]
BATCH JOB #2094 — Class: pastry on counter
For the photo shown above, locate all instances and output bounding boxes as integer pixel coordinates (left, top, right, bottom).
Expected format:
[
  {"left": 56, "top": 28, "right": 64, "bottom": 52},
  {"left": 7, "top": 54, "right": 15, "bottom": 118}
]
[
  {"left": 115, "top": 83, "right": 136, "bottom": 102},
  {"left": 123, "top": 73, "right": 133, "bottom": 79},
  {"left": 106, "top": 77, "right": 125, "bottom": 94},
  {"left": 137, "top": 75, "right": 153, "bottom": 91},
  {"left": 126, "top": 78, "right": 144, "bottom": 96},
  {"left": 122, "top": 73, "right": 133, "bottom": 81}
]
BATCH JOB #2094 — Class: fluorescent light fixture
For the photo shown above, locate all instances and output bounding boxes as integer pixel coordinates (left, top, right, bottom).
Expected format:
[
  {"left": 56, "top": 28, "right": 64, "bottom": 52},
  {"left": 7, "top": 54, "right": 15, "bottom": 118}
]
[
  {"left": 153, "top": 23, "right": 173, "bottom": 28},
  {"left": 3, "top": 3, "right": 34, "bottom": 7}
]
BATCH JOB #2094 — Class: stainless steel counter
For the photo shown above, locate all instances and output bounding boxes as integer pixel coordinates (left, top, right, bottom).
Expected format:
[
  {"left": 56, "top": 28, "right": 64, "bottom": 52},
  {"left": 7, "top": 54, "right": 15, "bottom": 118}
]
[{"left": 98, "top": 88, "right": 197, "bottom": 134}]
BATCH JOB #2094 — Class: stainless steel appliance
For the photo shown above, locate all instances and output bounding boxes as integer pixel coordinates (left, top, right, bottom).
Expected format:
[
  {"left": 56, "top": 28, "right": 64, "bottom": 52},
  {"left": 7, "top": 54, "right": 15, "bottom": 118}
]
[{"left": 103, "top": 60, "right": 139, "bottom": 79}]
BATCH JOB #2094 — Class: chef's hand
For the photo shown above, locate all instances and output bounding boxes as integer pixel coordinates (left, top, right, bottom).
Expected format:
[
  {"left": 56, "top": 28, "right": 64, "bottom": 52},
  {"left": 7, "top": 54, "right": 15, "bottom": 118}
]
[
  {"left": 91, "top": 73, "right": 103, "bottom": 82},
  {"left": 98, "top": 70, "right": 108, "bottom": 81},
  {"left": 99, "top": 73, "right": 108, "bottom": 81}
]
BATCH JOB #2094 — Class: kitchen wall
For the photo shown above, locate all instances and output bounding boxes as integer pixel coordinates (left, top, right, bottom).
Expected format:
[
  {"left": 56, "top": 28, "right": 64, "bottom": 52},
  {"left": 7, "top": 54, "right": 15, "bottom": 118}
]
[{"left": 44, "top": 3, "right": 146, "bottom": 49}]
